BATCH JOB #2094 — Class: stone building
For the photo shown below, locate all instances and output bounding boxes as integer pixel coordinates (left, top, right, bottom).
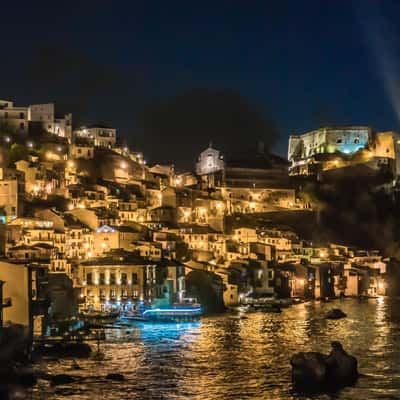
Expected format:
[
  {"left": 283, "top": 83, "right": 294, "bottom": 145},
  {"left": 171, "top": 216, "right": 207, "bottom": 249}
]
[
  {"left": 74, "top": 125, "right": 117, "bottom": 148},
  {"left": 28, "top": 103, "right": 72, "bottom": 141},
  {"left": 0, "top": 100, "right": 28, "bottom": 135},
  {"left": 288, "top": 126, "right": 371, "bottom": 175}
]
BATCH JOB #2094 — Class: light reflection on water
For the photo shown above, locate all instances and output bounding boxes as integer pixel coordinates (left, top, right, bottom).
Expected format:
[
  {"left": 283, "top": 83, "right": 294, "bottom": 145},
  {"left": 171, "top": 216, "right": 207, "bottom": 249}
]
[{"left": 30, "top": 298, "right": 400, "bottom": 400}]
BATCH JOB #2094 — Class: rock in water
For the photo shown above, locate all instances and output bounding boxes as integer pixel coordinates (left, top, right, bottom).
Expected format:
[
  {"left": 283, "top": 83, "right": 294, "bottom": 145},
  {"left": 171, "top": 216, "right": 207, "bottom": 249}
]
[
  {"left": 106, "top": 373, "right": 125, "bottom": 381},
  {"left": 326, "top": 341, "right": 358, "bottom": 385},
  {"left": 51, "top": 374, "right": 76, "bottom": 386},
  {"left": 291, "top": 352, "right": 327, "bottom": 387},
  {"left": 290, "top": 342, "right": 358, "bottom": 391},
  {"left": 326, "top": 308, "right": 347, "bottom": 320},
  {"left": 15, "top": 372, "right": 37, "bottom": 387}
]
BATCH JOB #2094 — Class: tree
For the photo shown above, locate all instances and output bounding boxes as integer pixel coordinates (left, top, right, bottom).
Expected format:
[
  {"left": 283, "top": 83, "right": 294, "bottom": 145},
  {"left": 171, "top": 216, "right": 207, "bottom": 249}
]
[{"left": 8, "top": 143, "right": 29, "bottom": 166}]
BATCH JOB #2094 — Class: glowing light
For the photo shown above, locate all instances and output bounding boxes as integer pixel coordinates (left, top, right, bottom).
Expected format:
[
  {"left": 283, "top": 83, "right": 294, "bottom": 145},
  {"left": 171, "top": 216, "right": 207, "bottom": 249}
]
[
  {"left": 319, "top": 251, "right": 326, "bottom": 258},
  {"left": 80, "top": 293, "right": 84, "bottom": 298},
  {"left": 4, "top": 136, "right": 10, "bottom": 143},
  {"left": 288, "top": 201, "right": 294, "bottom": 207},
  {"left": 68, "top": 203, "right": 74, "bottom": 211},
  {"left": 298, "top": 279, "right": 305, "bottom": 286},
  {"left": 33, "top": 185, "right": 39, "bottom": 193},
  {"left": 249, "top": 202, "right": 255, "bottom": 209},
  {"left": 68, "top": 161, "right": 75, "bottom": 168},
  {"left": 101, "top": 242, "right": 107, "bottom": 249},
  {"left": 216, "top": 203, "right": 222, "bottom": 209},
  {"left": 84, "top": 243, "right": 90, "bottom": 249},
  {"left": 120, "top": 161, "right": 127, "bottom": 169},
  {"left": 27, "top": 142, "right": 33, "bottom": 148},
  {"left": 142, "top": 308, "right": 202, "bottom": 316},
  {"left": 78, "top": 203, "right": 86, "bottom": 209},
  {"left": 378, "top": 281, "right": 386, "bottom": 290},
  {"left": 96, "top": 225, "right": 115, "bottom": 233}
]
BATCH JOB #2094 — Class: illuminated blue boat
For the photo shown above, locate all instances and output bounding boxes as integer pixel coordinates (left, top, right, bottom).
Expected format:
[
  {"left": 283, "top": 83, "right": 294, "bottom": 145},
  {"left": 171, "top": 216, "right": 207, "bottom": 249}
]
[
  {"left": 142, "top": 304, "right": 202, "bottom": 322},
  {"left": 121, "top": 301, "right": 202, "bottom": 323}
]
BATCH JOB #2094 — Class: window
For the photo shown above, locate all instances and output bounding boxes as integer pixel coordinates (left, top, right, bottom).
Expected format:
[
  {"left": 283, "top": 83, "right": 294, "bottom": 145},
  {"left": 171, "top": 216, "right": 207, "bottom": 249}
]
[
  {"left": 121, "top": 273, "right": 127, "bottom": 285},
  {"left": 110, "top": 273, "right": 116, "bottom": 285},
  {"left": 20, "top": 112, "right": 24, "bottom": 119},
  {"left": 86, "top": 273, "right": 92, "bottom": 285},
  {"left": 110, "top": 288, "right": 116, "bottom": 298},
  {"left": 99, "top": 273, "right": 105, "bottom": 285},
  {"left": 20, "top": 123, "right": 25, "bottom": 129},
  {"left": 100, "top": 289, "right": 105, "bottom": 299},
  {"left": 132, "top": 272, "right": 138, "bottom": 285},
  {"left": 336, "top": 138, "right": 342, "bottom": 144},
  {"left": 354, "top": 138, "right": 359, "bottom": 144}
]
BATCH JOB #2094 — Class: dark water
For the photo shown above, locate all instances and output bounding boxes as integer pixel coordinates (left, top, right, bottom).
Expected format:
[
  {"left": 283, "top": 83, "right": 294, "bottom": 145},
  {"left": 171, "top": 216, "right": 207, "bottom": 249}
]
[{"left": 28, "top": 298, "right": 400, "bottom": 399}]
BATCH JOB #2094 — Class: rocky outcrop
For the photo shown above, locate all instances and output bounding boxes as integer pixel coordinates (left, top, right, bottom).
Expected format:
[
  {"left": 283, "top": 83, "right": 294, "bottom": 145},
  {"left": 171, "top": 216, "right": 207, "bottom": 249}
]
[
  {"left": 34, "top": 342, "right": 91, "bottom": 358},
  {"left": 291, "top": 342, "right": 358, "bottom": 391},
  {"left": 325, "top": 308, "right": 347, "bottom": 320},
  {"left": 106, "top": 373, "right": 125, "bottom": 381},
  {"left": 51, "top": 374, "right": 76, "bottom": 386}
]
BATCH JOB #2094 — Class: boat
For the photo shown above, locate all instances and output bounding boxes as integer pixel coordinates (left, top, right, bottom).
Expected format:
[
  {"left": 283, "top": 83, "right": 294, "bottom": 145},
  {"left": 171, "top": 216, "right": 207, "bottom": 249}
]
[
  {"left": 120, "top": 300, "right": 202, "bottom": 323},
  {"left": 82, "top": 311, "right": 120, "bottom": 327}
]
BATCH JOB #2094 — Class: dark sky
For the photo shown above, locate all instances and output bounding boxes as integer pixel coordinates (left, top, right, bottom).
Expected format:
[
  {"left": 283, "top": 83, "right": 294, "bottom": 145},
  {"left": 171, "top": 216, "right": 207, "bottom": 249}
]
[{"left": 1, "top": 0, "right": 400, "bottom": 169}]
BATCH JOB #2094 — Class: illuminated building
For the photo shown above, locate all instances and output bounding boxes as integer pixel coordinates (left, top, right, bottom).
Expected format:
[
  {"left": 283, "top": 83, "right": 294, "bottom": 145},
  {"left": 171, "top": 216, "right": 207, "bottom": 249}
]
[
  {"left": 69, "top": 144, "right": 94, "bottom": 160},
  {"left": 78, "top": 250, "right": 185, "bottom": 312},
  {"left": 28, "top": 103, "right": 72, "bottom": 141},
  {"left": 286, "top": 126, "right": 400, "bottom": 176},
  {"left": 74, "top": 125, "right": 117, "bottom": 148},
  {"left": 0, "top": 173, "right": 19, "bottom": 221}
]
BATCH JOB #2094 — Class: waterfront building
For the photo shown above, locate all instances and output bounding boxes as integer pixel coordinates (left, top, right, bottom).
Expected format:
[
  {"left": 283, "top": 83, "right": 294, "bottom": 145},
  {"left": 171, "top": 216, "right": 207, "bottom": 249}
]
[{"left": 78, "top": 250, "right": 185, "bottom": 312}]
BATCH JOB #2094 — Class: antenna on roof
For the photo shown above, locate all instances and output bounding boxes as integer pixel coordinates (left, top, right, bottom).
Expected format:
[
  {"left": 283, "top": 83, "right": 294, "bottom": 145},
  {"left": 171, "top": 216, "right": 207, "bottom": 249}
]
[{"left": 209, "top": 141, "right": 213, "bottom": 148}]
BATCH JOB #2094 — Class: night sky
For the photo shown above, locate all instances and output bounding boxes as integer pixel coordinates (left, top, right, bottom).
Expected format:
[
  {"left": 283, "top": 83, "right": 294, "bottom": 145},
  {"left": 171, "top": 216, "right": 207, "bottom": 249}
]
[{"left": 1, "top": 1, "right": 400, "bottom": 169}]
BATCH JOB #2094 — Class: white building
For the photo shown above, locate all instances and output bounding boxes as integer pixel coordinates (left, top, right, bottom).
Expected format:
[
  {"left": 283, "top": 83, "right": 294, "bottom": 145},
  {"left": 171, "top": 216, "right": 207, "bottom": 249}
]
[
  {"left": 74, "top": 125, "right": 117, "bottom": 148},
  {"left": 196, "top": 145, "right": 225, "bottom": 175},
  {"left": 28, "top": 103, "right": 72, "bottom": 141}
]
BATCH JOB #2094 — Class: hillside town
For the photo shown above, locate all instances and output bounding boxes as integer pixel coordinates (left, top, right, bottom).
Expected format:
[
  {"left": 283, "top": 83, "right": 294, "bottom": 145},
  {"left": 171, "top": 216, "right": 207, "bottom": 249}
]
[{"left": 0, "top": 99, "right": 397, "bottom": 338}]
